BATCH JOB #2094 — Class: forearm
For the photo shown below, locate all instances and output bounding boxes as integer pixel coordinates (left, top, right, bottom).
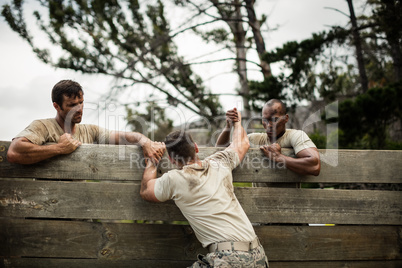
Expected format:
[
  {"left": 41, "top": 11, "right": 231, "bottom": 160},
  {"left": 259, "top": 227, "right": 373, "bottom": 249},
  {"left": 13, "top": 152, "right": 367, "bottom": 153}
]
[
  {"left": 274, "top": 154, "right": 321, "bottom": 176},
  {"left": 232, "top": 122, "right": 249, "bottom": 148},
  {"left": 228, "top": 122, "right": 250, "bottom": 161},
  {"left": 112, "top": 131, "right": 150, "bottom": 146},
  {"left": 215, "top": 127, "right": 231, "bottom": 147},
  {"left": 7, "top": 140, "right": 62, "bottom": 164},
  {"left": 140, "top": 161, "right": 159, "bottom": 202}
]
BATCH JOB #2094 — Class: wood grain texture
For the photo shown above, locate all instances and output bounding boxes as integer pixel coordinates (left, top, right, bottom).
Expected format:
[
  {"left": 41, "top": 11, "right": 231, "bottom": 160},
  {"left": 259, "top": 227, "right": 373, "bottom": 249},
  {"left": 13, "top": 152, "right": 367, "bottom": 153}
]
[
  {"left": 1, "top": 180, "right": 401, "bottom": 224},
  {"left": 1, "top": 219, "right": 400, "bottom": 261},
  {"left": 1, "top": 140, "right": 401, "bottom": 266},
  {"left": 2, "top": 259, "right": 401, "bottom": 268},
  {"left": 1, "top": 141, "right": 401, "bottom": 183}
]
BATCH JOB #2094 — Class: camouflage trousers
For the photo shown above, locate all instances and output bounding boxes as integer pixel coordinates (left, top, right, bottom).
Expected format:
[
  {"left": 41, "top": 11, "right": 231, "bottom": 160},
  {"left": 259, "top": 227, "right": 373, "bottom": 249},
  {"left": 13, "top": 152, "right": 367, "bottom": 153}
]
[{"left": 188, "top": 244, "right": 269, "bottom": 268}]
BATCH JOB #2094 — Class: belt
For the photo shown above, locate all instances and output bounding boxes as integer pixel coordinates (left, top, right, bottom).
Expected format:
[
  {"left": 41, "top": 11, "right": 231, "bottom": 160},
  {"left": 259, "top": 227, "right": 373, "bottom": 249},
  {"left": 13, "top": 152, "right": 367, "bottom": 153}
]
[{"left": 208, "top": 237, "right": 260, "bottom": 253}]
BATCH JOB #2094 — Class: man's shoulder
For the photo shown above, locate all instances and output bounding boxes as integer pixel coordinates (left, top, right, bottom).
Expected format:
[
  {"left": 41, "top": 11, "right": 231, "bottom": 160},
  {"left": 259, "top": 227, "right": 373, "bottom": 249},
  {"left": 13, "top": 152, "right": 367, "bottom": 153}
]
[
  {"left": 247, "top": 132, "right": 266, "bottom": 141},
  {"left": 76, "top": 123, "right": 99, "bottom": 130},
  {"left": 247, "top": 132, "right": 265, "bottom": 137},
  {"left": 284, "top": 129, "right": 311, "bottom": 139},
  {"left": 285, "top": 128, "right": 305, "bottom": 134},
  {"left": 247, "top": 132, "right": 267, "bottom": 146},
  {"left": 206, "top": 149, "right": 240, "bottom": 170},
  {"left": 283, "top": 129, "right": 317, "bottom": 153},
  {"left": 17, "top": 118, "right": 57, "bottom": 132},
  {"left": 31, "top": 118, "right": 56, "bottom": 125},
  {"left": 13, "top": 118, "right": 59, "bottom": 144}
]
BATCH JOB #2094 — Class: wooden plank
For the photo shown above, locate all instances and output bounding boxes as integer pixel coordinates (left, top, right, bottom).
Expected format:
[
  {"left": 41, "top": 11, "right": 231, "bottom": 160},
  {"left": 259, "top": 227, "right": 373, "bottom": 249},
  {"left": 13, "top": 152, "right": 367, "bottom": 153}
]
[
  {"left": 1, "top": 180, "right": 401, "bottom": 224},
  {"left": 0, "top": 219, "right": 204, "bottom": 260},
  {"left": 1, "top": 141, "right": 402, "bottom": 183},
  {"left": 254, "top": 225, "right": 402, "bottom": 261},
  {"left": 239, "top": 187, "right": 402, "bottom": 225},
  {"left": 0, "top": 258, "right": 194, "bottom": 268},
  {"left": 0, "top": 141, "right": 145, "bottom": 181},
  {"left": 2, "top": 259, "right": 402, "bottom": 268},
  {"left": 1, "top": 219, "right": 400, "bottom": 261},
  {"left": 268, "top": 261, "right": 402, "bottom": 268}
]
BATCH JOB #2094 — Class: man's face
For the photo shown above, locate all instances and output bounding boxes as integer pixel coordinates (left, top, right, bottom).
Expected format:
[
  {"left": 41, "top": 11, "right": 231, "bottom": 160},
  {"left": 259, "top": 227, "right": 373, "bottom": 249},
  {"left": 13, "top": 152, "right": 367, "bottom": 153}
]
[
  {"left": 57, "top": 93, "right": 84, "bottom": 124},
  {"left": 262, "top": 103, "right": 288, "bottom": 141}
]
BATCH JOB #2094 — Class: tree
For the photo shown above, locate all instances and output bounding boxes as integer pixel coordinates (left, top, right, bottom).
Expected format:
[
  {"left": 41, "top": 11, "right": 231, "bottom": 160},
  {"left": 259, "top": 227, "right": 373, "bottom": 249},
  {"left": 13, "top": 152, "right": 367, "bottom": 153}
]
[
  {"left": 177, "top": 0, "right": 272, "bottom": 117},
  {"left": 347, "top": 0, "right": 369, "bottom": 92},
  {"left": 338, "top": 82, "right": 402, "bottom": 149},
  {"left": 366, "top": 0, "right": 402, "bottom": 83},
  {"left": 1, "top": 0, "right": 222, "bottom": 123},
  {"left": 247, "top": 0, "right": 401, "bottom": 108},
  {"left": 247, "top": 26, "right": 351, "bottom": 110},
  {"left": 126, "top": 102, "right": 174, "bottom": 142}
]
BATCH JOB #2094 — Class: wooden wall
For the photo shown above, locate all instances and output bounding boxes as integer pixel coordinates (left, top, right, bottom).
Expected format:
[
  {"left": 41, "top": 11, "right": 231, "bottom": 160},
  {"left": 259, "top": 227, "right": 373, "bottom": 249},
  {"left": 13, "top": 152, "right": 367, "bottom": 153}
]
[{"left": 0, "top": 141, "right": 401, "bottom": 267}]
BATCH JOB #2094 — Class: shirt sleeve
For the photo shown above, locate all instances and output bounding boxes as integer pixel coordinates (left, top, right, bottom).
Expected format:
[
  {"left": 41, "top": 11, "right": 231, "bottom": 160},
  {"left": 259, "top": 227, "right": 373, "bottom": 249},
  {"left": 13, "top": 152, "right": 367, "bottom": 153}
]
[
  {"left": 247, "top": 133, "right": 259, "bottom": 148},
  {"left": 13, "top": 120, "right": 48, "bottom": 145},
  {"left": 154, "top": 172, "right": 173, "bottom": 202},
  {"left": 290, "top": 130, "right": 317, "bottom": 154}
]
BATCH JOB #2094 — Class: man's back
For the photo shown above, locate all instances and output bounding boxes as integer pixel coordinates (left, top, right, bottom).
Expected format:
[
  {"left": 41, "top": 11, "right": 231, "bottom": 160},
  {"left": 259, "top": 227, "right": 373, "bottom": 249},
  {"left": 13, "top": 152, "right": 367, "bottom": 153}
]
[{"left": 154, "top": 150, "right": 256, "bottom": 248}]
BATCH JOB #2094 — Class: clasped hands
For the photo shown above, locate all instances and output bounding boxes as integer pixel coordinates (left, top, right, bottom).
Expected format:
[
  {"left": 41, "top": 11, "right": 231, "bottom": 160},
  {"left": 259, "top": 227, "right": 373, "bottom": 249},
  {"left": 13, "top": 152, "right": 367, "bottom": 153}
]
[{"left": 143, "top": 140, "right": 166, "bottom": 166}]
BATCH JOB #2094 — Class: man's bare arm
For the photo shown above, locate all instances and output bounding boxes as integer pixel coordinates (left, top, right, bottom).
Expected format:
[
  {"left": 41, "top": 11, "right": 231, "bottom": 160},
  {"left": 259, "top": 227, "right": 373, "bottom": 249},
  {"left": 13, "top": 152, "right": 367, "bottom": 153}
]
[
  {"left": 227, "top": 108, "right": 249, "bottom": 162},
  {"left": 215, "top": 109, "right": 239, "bottom": 147},
  {"left": 109, "top": 131, "right": 165, "bottom": 164},
  {"left": 215, "top": 122, "right": 232, "bottom": 147},
  {"left": 260, "top": 145, "right": 321, "bottom": 176},
  {"left": 141, "top": 158, "right": 163, "bottom": 203},
  {"left": 7, "top": 135, "right": 81, "bottom": 165}
]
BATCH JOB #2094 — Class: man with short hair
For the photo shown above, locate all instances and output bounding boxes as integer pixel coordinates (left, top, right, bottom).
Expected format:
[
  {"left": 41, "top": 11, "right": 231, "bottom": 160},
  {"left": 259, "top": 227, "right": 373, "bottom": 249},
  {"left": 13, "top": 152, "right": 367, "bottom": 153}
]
[
  {"left": 216, "top": 99, "right": 320, "bottom": 178},
  {"left": 141, "top": 108, "right": 269, "bottom": 267},
  {"left": 7, "top": 79, "right": 165, "bottom": 165}
]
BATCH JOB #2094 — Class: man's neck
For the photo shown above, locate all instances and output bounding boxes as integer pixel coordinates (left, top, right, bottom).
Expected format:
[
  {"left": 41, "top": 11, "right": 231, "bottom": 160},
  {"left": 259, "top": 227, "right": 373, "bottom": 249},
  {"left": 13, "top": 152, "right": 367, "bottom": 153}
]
[
  {"left": 268, "top": 130, "right": 285, "bottom": 143},
  {"left": 181, "top": 155, "right": 202, "bottom": 168}
]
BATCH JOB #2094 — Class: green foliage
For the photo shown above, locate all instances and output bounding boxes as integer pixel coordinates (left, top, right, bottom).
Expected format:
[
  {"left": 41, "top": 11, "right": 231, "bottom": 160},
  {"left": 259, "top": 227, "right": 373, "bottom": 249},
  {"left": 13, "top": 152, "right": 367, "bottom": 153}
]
[
  {"left": 366, "top": 0, "right": 402, "bottom": 83},
  {"left": 248, "top": 75, "right": 286, "bottom": 112},
  {"left": 193, "top": 27, "right": 231, "bottom": 44},
  {"left": 338, "top": 82, "right": 402, "bottom": 149},
  {"left": 309, "top": 128, "right": 340, "bottom": 150},
  {"left": 248, "top": 27, "right": 351, "bottom": 111},
  {"left": 309, "top": 130, "right": 327, "bottom": 149}
]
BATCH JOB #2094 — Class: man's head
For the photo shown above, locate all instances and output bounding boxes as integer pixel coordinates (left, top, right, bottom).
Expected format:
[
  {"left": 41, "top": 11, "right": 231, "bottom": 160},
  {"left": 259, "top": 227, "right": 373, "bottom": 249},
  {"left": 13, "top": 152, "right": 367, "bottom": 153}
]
[
  {"left": 52, "top": 80, "right": 84, "bottom": 124},
  {"left": 262, "top": 99, "right": 289, "bottom": 142},
  {"left": 165, "top": 131, "right": 198, "bottom": 167}
]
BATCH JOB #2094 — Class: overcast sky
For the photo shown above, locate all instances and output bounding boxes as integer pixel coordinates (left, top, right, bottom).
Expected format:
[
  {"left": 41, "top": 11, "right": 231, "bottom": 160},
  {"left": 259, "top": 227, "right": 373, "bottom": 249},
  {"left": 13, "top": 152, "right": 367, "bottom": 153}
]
[{"left": 0, "top": 0, "right": 351, "bottom": 141}]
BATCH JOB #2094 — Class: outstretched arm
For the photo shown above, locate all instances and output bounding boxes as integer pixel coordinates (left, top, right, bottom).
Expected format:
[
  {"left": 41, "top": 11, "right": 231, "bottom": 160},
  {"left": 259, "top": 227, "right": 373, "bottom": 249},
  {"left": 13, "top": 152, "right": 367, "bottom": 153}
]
[
  {"left": 227, "top": 108, "right": 250, "bottom": 162},
  {"left": 260, "top": 144, "right": 321, "bottom": 176},
  {"left": 110, "top": 131, "right": 165, "bottom": 164},
  {"left": 140, "top": 159, "right": 162, "bottom": 203},
  {"left": 140, "top": 142, "right": 165, "bottom": 202},
  {"left": 7, "top": 134, "right": 81, "bottom": 165},
  {"left": 215, "top": 109, "right": 239, "bottom": 147}
]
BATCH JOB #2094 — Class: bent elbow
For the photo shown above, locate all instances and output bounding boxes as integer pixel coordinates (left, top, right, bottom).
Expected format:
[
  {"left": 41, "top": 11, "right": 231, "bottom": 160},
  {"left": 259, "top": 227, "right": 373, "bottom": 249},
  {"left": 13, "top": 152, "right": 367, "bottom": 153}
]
[
  {"left": 311, "top": 163, "right": 321, "bottom": 176},
  {"left": 7, "top": 151, "right": 32, "bottom": 165},
  {"left": 6, "top": 151, "right": 19, "bottom": 164},
  {"left": 140, "top": 190, "right": 147, "bottom": 201},
  {"left": 311, "top": 168, "right": 320, "bottom": 176}
]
